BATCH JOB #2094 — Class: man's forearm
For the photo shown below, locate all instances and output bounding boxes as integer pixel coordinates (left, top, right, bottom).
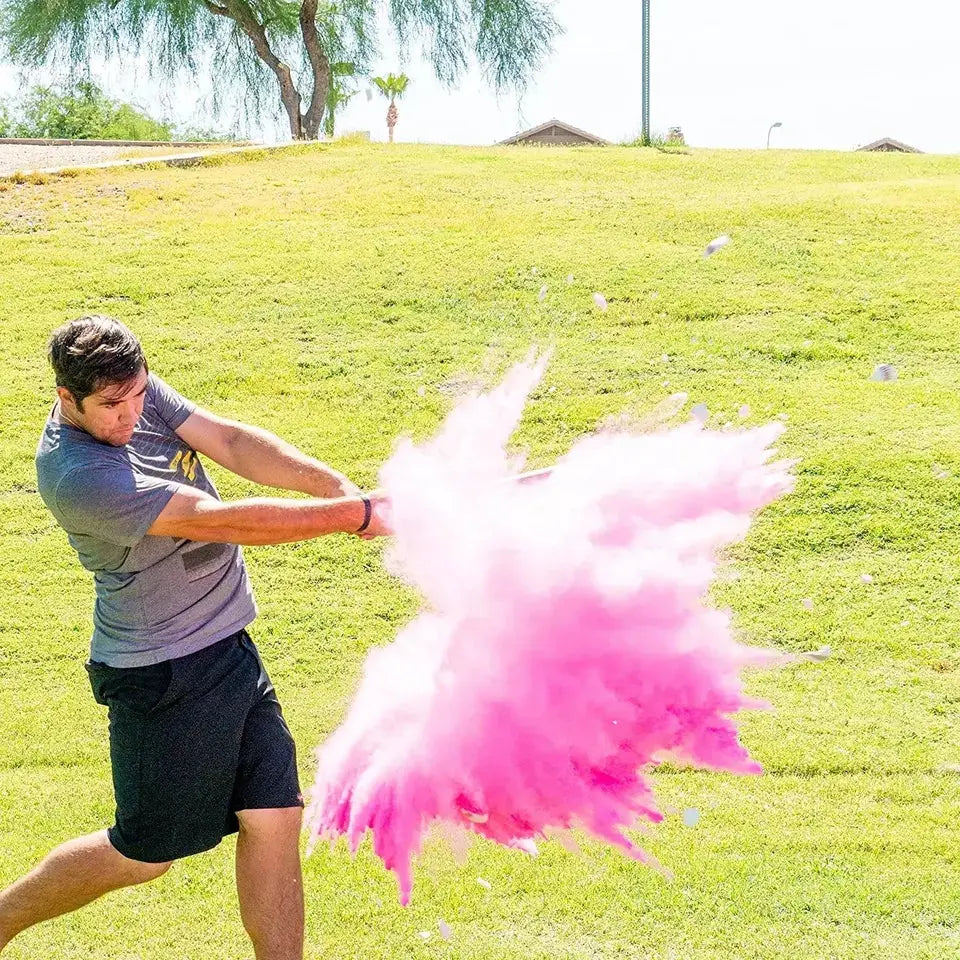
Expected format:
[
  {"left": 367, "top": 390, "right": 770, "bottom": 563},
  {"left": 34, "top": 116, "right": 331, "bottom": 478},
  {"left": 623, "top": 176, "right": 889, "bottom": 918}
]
[
  {"left": 154, "top": 495, "right": 369, "bottom": 545},
  {"left": 221, "top": 423, "right": 356, "bottom": 498}
]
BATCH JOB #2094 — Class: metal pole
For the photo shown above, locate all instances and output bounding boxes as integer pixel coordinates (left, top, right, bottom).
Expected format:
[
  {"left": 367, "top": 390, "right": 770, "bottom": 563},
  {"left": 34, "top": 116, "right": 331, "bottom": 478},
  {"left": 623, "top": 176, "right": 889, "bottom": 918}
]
[{"left": 641, "top": 0, "right": 650, "bottom": 144}]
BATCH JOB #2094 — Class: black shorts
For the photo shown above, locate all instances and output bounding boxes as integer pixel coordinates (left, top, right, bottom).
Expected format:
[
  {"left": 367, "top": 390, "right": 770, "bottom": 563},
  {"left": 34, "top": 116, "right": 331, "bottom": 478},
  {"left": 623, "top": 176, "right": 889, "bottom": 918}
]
[{"left": 85, "top": 630, "right": 302, "bottom": 863}]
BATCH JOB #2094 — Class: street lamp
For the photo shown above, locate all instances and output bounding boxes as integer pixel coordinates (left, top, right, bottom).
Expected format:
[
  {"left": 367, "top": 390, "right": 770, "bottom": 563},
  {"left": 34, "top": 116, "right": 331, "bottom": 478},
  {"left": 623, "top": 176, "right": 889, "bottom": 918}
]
[
  {"left": 641, "top": 0, "right": 651, "bottom": 144},
  {"left": 766, "top": 121, "right": 782, "bottom": 149}
]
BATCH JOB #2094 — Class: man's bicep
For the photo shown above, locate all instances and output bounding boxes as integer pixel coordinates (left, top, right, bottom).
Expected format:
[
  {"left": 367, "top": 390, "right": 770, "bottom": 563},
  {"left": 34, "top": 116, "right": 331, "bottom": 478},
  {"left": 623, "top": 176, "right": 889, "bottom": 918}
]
[{"left": 175, "top": 407, "right": 241, "bottom": 467}]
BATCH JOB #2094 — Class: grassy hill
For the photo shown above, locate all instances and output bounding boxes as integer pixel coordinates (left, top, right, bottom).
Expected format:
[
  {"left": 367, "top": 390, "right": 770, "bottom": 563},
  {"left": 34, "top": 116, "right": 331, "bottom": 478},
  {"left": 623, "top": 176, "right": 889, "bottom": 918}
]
[{"left": 0, "top": 142, "right": 958, "bottom": 959}]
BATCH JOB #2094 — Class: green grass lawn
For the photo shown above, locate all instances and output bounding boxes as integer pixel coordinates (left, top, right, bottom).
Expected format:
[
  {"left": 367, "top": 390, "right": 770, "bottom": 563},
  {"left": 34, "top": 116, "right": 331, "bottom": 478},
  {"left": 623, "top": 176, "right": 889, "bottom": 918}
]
[{"left": 0, "top": 141, "right": 958, "bottom": 959}]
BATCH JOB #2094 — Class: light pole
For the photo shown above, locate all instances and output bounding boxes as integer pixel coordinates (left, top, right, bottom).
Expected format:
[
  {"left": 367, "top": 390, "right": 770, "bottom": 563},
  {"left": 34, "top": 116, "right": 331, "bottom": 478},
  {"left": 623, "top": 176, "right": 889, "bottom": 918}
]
[
  {"left": 641, "top": 0, "right": 650, "bottom": 144},
  {"left": 766, "top": 121, "right": 782, "bottom": 149}
]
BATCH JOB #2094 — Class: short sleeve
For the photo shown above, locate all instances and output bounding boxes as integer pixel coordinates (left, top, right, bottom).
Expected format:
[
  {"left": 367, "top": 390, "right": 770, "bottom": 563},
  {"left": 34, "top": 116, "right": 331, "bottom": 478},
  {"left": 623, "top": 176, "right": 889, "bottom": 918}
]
[
  {"left": 149, "top": 374, "right": 196, "bottom": 431},
  {"left": 55, "top": 464, "right": 182, "bottom": 547}
]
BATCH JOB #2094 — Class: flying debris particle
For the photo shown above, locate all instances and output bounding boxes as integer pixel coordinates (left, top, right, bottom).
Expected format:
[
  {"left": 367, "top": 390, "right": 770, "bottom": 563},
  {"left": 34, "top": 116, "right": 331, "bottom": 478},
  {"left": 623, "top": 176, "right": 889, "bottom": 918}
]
[
  {"left": 860, "top": 573, "right": 874, "bottom": 584},
  {"left": 682, "top": 808, "right": 701, "bottom": 828},
  {"left": 593, "top": 292, "right": 608, "bottom": 311},
  {"left": 538, "top": 284, "right": 548, "bottom": 302},
  {"left": 703, "top": 235, "right": 731, "bottom": 258},
  {"left": 800, "top": 598, "right": 814, "bottom": 611},
  {"left": 800, "top": 645, "right": 831, "bottom": 662},
  {"left": 933, "top": 463, "right": 951, "bottom": 480},
  {"left": 566, "top": 274, "right": 575, "bottom": 284},
  {"left": 512, "top": 838, "right": 539, "bottom": 857},
  {"left": 690, "top": 403, "right": 709, "bottom": 423},
  {"left": 417, "top": 931, "right": 432, "bottom": 941},
  {"left": 476, "top": 878, "right": 492, "bottom": 890},
  {"left": 438, "top": 920, "right": 453, "bottom": 941},
  {"left": 802, "top": 339, "right": 813, "bottom": 348},
  {"left": 459, "top": 808, "right": 489, "bottom": 824},
  {"left": 417, "top": 385, "right": 427, "bottom": 397},
  {"left": 650, "top": 291, "right": 660, "bottom": 300},
  {"left": 661, "top": 353, "right": 671, "bottom": 362},
  {"left": 738, "top": 404, "right": 751, "bottom": 419},
  {"left": 870, "top": 364, "right": 898, "bottom": 382},
  {"left": 531, "top": 266, "right": 539, "bottom": 276}
]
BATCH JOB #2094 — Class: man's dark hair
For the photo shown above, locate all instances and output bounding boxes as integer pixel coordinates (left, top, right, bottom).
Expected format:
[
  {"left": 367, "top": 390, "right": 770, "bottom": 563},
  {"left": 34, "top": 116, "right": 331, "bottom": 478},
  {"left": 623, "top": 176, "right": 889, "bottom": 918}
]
[{"left": 48, "top": 315, "right": 146, "bottom": 409}]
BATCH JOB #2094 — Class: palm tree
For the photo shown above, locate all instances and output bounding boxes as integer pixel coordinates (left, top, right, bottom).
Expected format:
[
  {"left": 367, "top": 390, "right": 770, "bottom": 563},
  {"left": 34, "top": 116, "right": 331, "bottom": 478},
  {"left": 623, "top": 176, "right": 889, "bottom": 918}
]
[{"left": 372, "top": 73, "right": 410, "bottom": 143}]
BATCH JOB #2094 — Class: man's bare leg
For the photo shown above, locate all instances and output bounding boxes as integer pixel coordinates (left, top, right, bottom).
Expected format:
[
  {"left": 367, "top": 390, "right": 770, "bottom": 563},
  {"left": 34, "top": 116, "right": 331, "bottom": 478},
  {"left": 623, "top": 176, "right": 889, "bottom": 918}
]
[
  {"left": 235, "top": 808, "right": 304, "bottom": 960},
  {"left": 0, "top": 830, "right": 171, "bottom": 952}
]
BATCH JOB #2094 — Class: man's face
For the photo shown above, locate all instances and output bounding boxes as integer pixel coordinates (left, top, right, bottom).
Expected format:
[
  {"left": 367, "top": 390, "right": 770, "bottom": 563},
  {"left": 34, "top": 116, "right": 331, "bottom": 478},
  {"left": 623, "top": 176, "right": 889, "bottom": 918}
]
[{"left": 58, "top": 367, "right": 149, "bottom": 447}]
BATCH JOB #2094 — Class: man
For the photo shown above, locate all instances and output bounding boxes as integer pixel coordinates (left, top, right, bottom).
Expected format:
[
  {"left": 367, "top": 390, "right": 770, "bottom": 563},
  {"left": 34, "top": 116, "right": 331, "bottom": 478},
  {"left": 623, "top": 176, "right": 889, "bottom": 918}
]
[{"left": 0, "top": 315, "right": 389, "bottom": 960}]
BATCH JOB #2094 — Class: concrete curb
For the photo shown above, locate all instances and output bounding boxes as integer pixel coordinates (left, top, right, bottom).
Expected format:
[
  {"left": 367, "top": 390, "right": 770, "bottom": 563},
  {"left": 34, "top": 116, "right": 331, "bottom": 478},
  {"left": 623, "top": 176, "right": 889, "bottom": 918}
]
[
  {"left": 1, "top": 141, "right": 325, "bottom": 182},
  {"left": 0, "top": 137, "right": 251, "bottom": 148}
]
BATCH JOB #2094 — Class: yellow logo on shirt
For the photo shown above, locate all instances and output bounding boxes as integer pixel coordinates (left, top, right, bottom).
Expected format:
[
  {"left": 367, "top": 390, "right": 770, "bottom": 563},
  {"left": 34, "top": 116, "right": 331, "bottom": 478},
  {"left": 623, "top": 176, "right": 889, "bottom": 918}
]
[{"left": 169, "top": 449, "right": 198, "bottom": 482}]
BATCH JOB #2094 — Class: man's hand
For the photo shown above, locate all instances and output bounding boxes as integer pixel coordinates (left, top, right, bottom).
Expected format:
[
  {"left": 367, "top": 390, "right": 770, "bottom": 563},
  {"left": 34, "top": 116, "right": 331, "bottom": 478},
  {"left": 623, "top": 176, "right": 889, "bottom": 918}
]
[{"left": 327, "top": 473, "right": 362, "bottom": 499}]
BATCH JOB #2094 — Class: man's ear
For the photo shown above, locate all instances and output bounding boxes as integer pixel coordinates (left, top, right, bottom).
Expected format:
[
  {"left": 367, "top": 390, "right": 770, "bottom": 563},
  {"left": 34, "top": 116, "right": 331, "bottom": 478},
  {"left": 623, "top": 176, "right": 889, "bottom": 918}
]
[{"left": 57, "top": 385, "right": 81, "bottom": 413}]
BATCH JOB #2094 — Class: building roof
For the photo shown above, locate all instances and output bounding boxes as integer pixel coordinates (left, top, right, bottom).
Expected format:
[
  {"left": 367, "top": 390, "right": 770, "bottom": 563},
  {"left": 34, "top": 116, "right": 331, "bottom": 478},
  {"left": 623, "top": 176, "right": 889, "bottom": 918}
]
[
  {"left": 857, "top": 137, "right": 922, "bottom": 153},
  {"left": 499, "top": 119, "right": 608, "bottom": 146}
]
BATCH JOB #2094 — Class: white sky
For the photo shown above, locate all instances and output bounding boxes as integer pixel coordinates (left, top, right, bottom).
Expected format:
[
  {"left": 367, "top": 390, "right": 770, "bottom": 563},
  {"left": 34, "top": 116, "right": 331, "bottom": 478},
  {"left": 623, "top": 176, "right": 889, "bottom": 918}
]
[{"left": 1, "top": 0, "right": 958, "bottom": 152}]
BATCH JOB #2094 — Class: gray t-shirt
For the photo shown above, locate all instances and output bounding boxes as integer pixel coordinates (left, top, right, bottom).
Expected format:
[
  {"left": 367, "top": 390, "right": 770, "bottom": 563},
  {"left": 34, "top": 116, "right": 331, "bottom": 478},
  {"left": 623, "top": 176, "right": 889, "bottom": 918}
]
[{"left": 36, "top": 373, "right": 257, "bottom": 667}]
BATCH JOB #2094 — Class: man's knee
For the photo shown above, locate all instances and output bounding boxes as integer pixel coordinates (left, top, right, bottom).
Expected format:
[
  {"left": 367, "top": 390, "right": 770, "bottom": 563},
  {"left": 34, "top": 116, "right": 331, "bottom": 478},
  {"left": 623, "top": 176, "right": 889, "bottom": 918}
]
[{"left": 236, "top": 807, "right": 303, "bottom": 839}]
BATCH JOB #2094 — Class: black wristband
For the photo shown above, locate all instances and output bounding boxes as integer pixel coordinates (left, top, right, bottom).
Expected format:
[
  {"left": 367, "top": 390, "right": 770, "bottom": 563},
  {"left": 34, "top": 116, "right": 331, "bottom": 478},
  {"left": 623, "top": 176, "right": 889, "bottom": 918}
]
[{"left": 356, "top": 496, "right": 372, "bottom": 534}]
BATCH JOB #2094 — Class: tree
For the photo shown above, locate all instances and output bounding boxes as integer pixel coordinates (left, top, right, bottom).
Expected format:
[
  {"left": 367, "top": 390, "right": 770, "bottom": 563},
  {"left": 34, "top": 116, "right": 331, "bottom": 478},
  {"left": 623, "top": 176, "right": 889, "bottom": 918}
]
[
  {"left": 372, "top": 73, "right": 409, "bottom": 143},
  {"left": 2, "top": 80, "right": 175, "bottom": 140},
  {"left": 323, "top": 61, "right": 359, "bottom": 138},
  {"left": 0, "top": 1, "right": 561, "bottom": 142}
]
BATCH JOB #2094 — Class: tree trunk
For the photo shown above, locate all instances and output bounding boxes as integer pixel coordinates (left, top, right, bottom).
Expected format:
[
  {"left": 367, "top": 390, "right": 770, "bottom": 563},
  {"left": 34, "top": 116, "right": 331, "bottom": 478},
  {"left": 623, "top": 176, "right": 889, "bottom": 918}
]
[
  {"left": 204, "top": 0, "right": 304, "bottom": 139},
  {"left": 387, "top": 101, "right": 398, "bottom": 143},
  {"left": 299, "top": 0, "right": 331, "bottom": 140}
]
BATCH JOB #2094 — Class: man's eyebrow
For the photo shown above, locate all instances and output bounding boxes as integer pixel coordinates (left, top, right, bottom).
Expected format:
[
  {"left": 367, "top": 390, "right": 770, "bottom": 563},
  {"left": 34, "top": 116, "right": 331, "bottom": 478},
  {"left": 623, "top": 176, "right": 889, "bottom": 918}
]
[{"left": 97, "top": 384, "right": 148, "bottom": 404}]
